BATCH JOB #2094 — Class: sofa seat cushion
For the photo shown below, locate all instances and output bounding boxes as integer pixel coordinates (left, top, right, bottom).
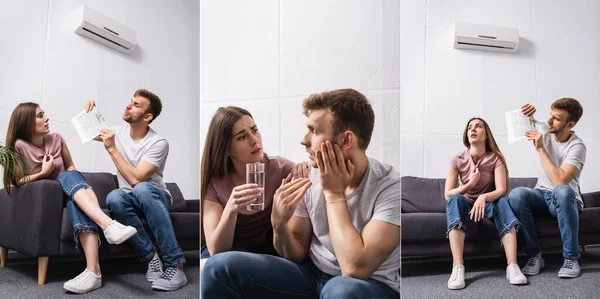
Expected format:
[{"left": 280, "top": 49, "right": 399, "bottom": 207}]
[{"left": 60, "top": 209, "right": 199, "bottom": 244}]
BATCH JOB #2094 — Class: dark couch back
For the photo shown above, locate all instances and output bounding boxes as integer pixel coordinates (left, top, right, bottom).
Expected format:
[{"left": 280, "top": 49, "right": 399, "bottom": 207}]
[
  {"left": 82, "top": 172, "right": 187, "bottom": 212},
  {"left": 401, "top": 176, "right": 538, "bottom": 213}
]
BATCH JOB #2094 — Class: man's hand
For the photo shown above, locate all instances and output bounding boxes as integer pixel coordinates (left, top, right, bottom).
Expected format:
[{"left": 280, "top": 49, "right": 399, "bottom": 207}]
[
  {"left": 315, "top": 141, "right": 355, "bottom": 199},
  {"left": 525, "top": 130, "right": 544, "bottom": 151},
  {"left": 290, "top": 162, "right": 311, "bottom": 180},
  {"left": 469, "top": 195, "right": 486, "bottom": 222},
  {"left": 271, "top": 178, "right": 312, "bottom": 228},
  {"left": 84, "top": 100, "right": 96, "bottom": 112},
  {"left": 522, "top": 104, "right": 536, "bottom": 117},
  {"left": 99, "top": 128, "right": 116, "bottom": 150}
]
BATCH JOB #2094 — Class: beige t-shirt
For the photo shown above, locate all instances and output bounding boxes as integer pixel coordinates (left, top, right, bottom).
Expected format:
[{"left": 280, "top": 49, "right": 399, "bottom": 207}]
[
  {"left": 450, "top": 150, "right": 504, "bottom": 201},
  {"left": 204, "top": 155, "right": 294, "bottom": 249}
]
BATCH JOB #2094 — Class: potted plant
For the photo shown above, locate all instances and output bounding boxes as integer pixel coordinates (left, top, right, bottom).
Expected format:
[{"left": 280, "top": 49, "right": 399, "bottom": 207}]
[{"left": 0, "top": 143, "right": 27, "bottom": 195}]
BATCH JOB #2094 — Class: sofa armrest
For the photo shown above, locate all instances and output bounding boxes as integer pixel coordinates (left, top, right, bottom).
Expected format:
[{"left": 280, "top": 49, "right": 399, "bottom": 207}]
[
  {"left": 186, "top": 199, "right": 200, "bottom": 213},
  {"left": 0, "top": 180, "right": 65, "bottom": 256},
  {"left": 583, "top": 191, "right": 600, "bottom": 208}
]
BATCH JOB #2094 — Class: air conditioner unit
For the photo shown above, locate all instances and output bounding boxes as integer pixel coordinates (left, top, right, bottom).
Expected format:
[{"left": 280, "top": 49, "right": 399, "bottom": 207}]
[
  {"left": 454, "top": 22, "right": 519, "bottom": 53},
  {"left": 74, "top": 5, "right": 137, "bottom": 54}
]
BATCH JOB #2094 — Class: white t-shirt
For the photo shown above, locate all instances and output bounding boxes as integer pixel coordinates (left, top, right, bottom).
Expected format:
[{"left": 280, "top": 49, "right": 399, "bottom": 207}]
[
  {"left": 534, "top": 122, "right": 586, "bottom": 205},
  {"left": 111, "top": 124, "right": 171, "bottom": 202},
  {"left": 294, "top": 158, "right": 401, "bottom": 293}
]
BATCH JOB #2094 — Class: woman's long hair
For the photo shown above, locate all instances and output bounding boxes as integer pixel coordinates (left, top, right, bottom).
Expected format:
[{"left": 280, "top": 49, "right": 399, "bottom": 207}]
[
  {"left": 462, "top": 117, "right": 510, "bottom": 194},
  {"left": 3, "top": 102, "right": 38, "bottom": 193}
]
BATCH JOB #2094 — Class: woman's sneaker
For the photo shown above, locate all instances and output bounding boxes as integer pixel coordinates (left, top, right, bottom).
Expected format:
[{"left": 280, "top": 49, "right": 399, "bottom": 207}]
[
  {"left": 447, "top": 265, "right": 465, "bottom": 290},
  {"left": 63, "top": 269, "right": 102, "bottom": 294},
  {"left": 506, "top": 264, "right": 527, "bottom": 285},
  {"left": 103, "top": 220, "right": 137, "bottom": 245}
]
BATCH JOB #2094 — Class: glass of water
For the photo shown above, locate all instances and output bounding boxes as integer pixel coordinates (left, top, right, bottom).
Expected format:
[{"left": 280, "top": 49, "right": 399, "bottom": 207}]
[{"left": 246, "top": 163, "right": 265, "bottom": 211}]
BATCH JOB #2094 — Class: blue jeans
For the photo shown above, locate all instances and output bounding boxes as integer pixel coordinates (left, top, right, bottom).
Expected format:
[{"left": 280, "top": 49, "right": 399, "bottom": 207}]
[
  {"left": 446, "top": 194, "right": 520, "bottom": 240},
  {"left": 508, "top": 186, "right": 582, "bottom": 259},
  {"left": 56, "top": 170, "right": 101, "bottom": 250},
  {"left": 201, "top": 244, "right": 250, "bottom": 259},
  {"left": 201, "top": 252, "right": 399, "bottom": 299},
  {"left": 106, "top": 182, "right": 185, "bottom": 268}
]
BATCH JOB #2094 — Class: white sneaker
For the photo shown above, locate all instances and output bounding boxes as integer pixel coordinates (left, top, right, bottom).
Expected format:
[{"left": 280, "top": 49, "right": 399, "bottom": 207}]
[
  {"left": 103, "top": 220, "right": 137, "bottom": 245},
  {"left": 63, "top": 269, "right": 102, "bottom": 294},
  {"left": 506, "top": 264, "right": 528, "bottom": 285},
  {"left": 447, "top": 265, "right": 465, "bottom": 290}
]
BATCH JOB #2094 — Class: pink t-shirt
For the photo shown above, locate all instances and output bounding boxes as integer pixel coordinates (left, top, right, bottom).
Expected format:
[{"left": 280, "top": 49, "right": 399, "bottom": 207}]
[
  {"left": 450, "top": 149, "right": 504, "bottom": 201},
  {"left": 204, "top": 155, "right": 294, "bottom": 249},
  {"left": 14, "top": 133, "right": 66, "bottom": 180}
]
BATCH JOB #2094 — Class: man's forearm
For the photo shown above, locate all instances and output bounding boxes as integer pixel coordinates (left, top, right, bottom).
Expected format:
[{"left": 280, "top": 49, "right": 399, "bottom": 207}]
[
  {"left": 538, "top": 148, "right": 566, "bottom": 185},
  {"left": 325, "top": 192, "right": 369, "bottom": 278},
  {"left": 273, "top": 223, "right": 307, "bottom": 262},
  {"left": 107, "top": 147, "right": 143, "bottom": 186}
]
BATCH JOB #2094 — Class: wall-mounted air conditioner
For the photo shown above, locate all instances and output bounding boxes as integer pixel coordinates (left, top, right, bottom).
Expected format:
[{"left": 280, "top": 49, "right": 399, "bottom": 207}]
[
  {"left": 454, "top": 22, "right": 519, "bottom": 53},
  {"left": 74, "top": 5, "right": 137, "bottom": 54}
]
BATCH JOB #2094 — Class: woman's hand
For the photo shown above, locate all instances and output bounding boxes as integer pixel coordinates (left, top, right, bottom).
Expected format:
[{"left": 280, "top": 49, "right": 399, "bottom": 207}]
[
  {"left": 467, "top": 167, "right": 480, "bottom": 188},
  {"left": 469, "top": 195, "right": 486, "bottom": 222},
  {"left": 41, "top": 155, "right": 55, "bottom": 176},
  {"left": 224, "top": 184, "right": 262, "bottom": 214}
]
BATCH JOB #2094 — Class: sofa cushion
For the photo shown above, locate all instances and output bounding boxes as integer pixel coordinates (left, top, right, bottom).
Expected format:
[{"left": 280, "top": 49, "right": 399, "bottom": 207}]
[
  {"left": 167, "top": 183, "right": 188, "bottom": 212},
  {"left": 401, "top": 176, "right": 538, "bottom": 213},
  {"left": 83, "top": 172, "right": 119, "bottom": 209}
]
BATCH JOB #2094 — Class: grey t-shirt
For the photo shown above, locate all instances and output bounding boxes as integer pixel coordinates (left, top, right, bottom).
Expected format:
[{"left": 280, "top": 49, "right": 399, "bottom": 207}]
[
  {"left": 112, "top": 124, "right": 171, "bottom": 202},
  {"left": 294, "top": 157, "right": 400, "bottom": 293},
  {"left": 534, "top": 122, "right": 586, "bottom": 205}
]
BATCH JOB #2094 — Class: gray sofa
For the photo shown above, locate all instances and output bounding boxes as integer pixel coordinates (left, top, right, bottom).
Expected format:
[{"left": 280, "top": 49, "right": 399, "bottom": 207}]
[
  {"left": 0, "top": 172, "right": 199, "bottom": 284},
  {"left": 401, "top": 176, "right": 600, "bottom": 259}
]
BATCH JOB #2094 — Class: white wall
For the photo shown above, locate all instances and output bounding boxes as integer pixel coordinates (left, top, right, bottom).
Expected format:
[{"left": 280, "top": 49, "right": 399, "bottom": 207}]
[
  {"left": 200, "top": 0, "right": 400, "bottom": 174},
  {"left": 0, "top": 0, "right": 199, "bottom": 198},
  {"left": 400, "top": 0, "right": 600, "bottom": 193}
]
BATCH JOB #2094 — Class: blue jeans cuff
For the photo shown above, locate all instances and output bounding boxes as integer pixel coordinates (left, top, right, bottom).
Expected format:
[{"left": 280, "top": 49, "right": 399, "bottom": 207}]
[
  {"left": 73, "top": 224, "right": 101, "bottom": 251},
  {"left": 446, "top": 218, "right": 466, "bottom": 238},
  {"left": 498, "top": 219, "right": 520, "bottom": 241}
]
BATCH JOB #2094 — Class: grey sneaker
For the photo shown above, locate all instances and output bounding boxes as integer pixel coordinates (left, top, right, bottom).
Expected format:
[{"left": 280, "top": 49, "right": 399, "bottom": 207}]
[
  {"left": 447, "top": 265, "right": 465, "bottom": 290},
  {"left": 151, "top": 267, "right": 188, "bottom": 291},
  {"left": 506, "top": 264, "right": 527, "bottom": 285},
  {"left": 522, "top": 255, "right": 545, "bottom": 275},
  {"left": 63, "top": 269, "right": 102, "bottom": 294},
  {"left": 103, "top": 220, "right": 137, "bottom": 245},
  {"left": 146, "top": 257, "right": 164, "bottom": 282},
  {"left": 558, "top": 259, "right": 580, "bottom": 278}
]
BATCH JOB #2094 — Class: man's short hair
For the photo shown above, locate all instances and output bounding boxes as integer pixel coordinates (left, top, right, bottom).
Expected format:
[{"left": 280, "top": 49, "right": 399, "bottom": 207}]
[
  {"left": 552, "top": 97, "right": 583, "bottom": 124},
  {"left": 302, "top": 88, "right": 375, "bottom": 150},
  {"left": 134, "top": 89, "right": 162, "bottom": 123}
]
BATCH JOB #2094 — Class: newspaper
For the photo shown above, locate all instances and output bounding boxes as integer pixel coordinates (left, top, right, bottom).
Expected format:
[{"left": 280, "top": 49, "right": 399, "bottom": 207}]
[
  {"left": 505, "top": 108, "right": 536, "bottom": 144},
  {"left": 71, "top": 106, "right": 109, "bottom": 144}
]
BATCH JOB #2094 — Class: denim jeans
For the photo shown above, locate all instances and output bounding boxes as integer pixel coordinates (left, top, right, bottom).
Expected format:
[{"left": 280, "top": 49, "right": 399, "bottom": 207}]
[
  {"left": 508, "top": 186, "right": 582, "bottom": 259},
  {"left": 201, "top": 244, "right": 250, "bottom": 259},
  {"left": 106, "top": 182, "right": 185, "bottom": 268},
  {"left": 201, "top": 252, "right": 400, "bottom": 299},
  {"left": 446, "top": 194, "right": 520, "bottom": 240},
  {"left": 56, "top": 170, "right": 100, "bottom": 250}
]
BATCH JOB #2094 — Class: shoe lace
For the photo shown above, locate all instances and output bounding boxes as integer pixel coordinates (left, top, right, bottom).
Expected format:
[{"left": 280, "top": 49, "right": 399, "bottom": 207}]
[
  {"left": 149, "top": 259, "right": 162, "bottom": 273},
  {"left": 563, "top": 259, "right": 574, "bottom": 270},
  {"left": 528, "top": 256, "right": 539, "bottom": 267},
  {"left": 158, "top": 268, "right": 178, "bottom": 281}
]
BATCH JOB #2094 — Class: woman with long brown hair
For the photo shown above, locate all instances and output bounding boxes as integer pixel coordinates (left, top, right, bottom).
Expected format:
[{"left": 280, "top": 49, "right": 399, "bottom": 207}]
[
  {"left": 200, "top": 106, "right": 309, "bottom": 274},
  {"left": 4, "top": 102, "right": 137, "bottom": 294},
  {"left": 444, "top": 117, "right": 526, "bottom": 289}
]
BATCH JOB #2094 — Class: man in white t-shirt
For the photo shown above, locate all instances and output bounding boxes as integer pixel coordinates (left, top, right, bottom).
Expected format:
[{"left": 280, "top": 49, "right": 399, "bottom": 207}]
[
  {"left": 508, "top": 98, "right": 586, "bottom": 278},
  {"left": 202, "top": 88, "right": 400, "bottom": 298},
  {"left": 88, "top": 89, "right": 187, "bottom": 291}
]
